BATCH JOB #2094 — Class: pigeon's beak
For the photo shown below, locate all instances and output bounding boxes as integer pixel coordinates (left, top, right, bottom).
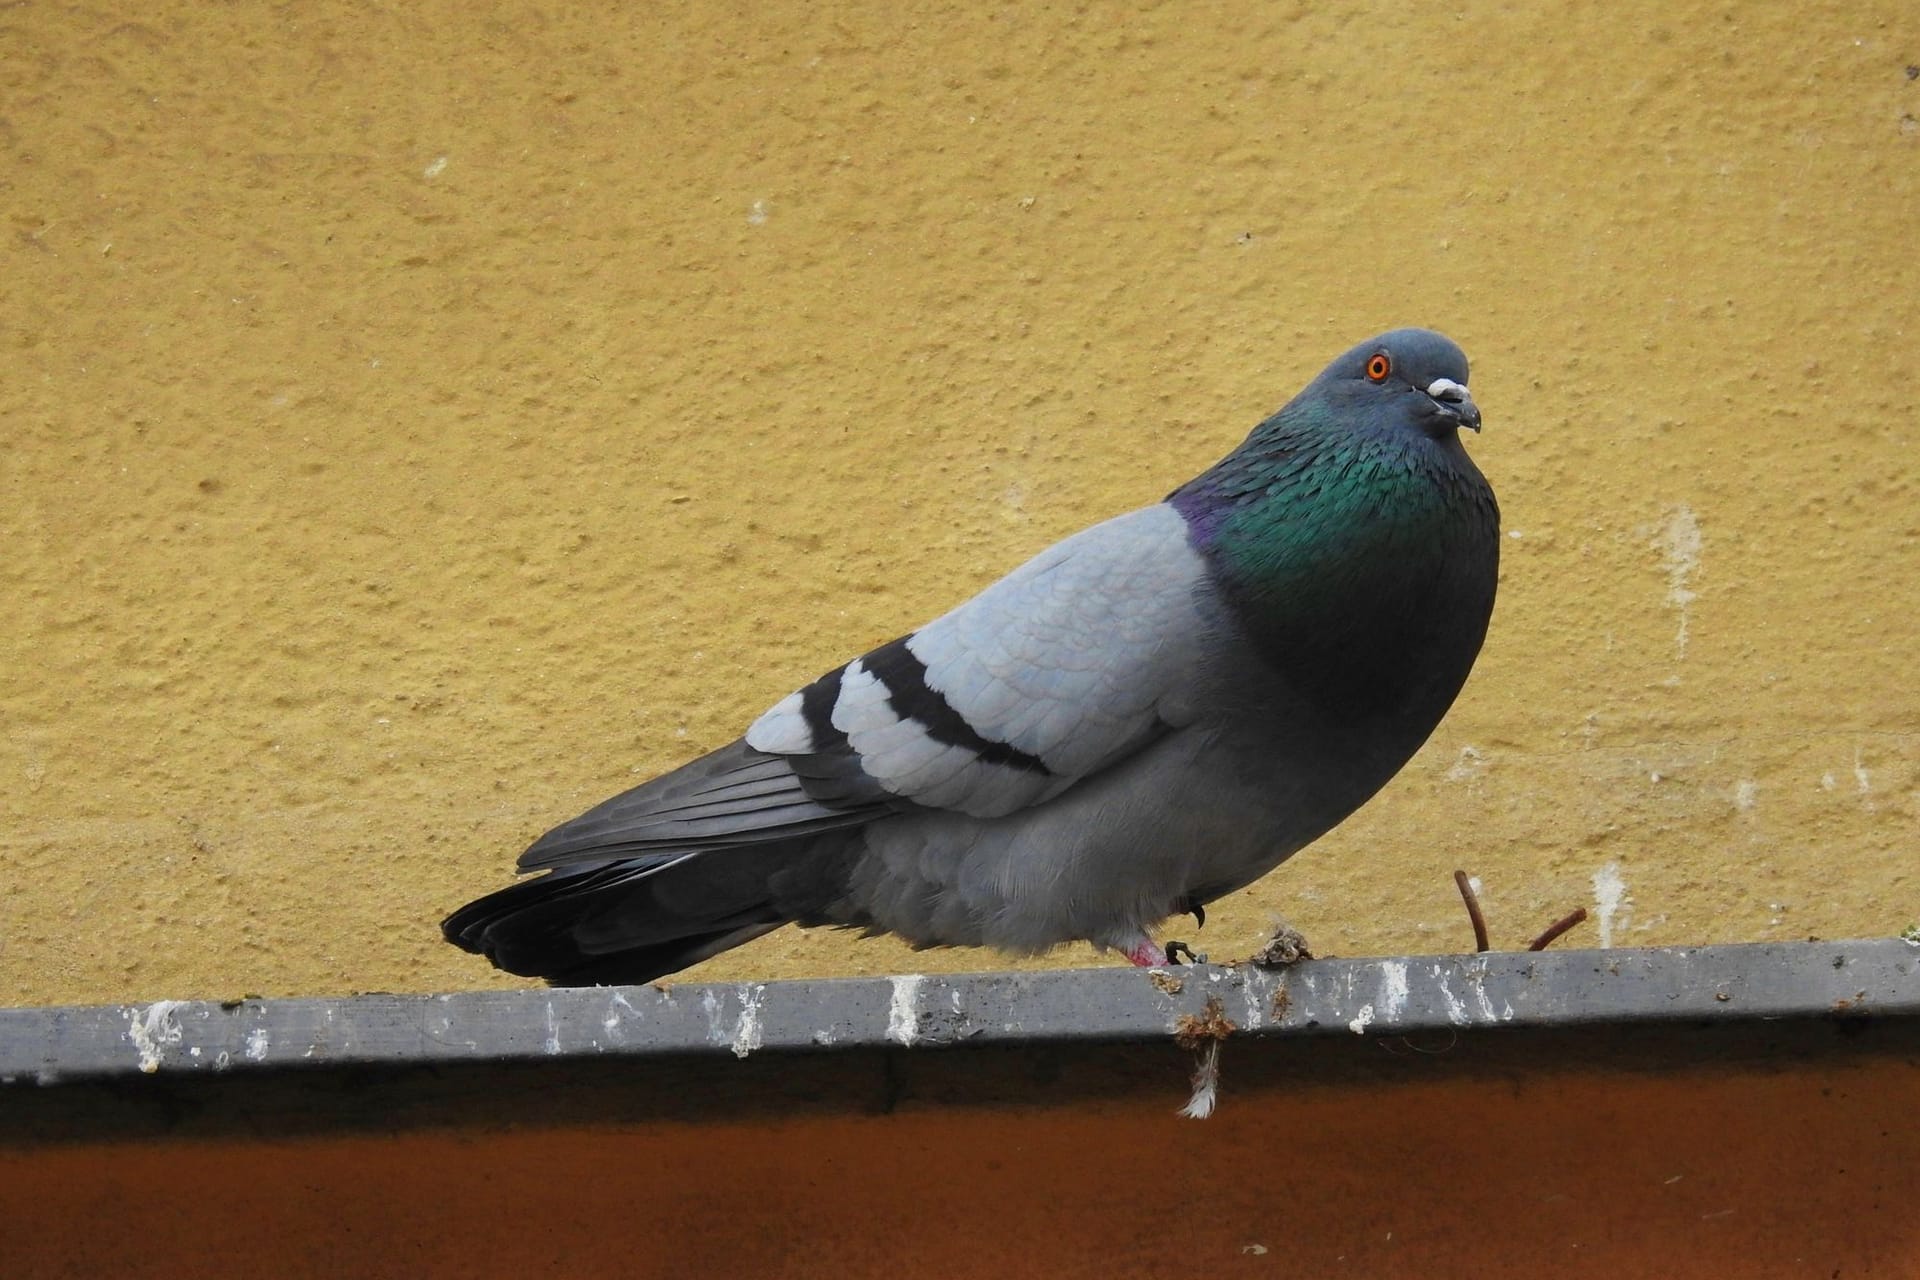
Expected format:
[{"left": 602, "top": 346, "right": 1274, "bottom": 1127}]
[{"left": 1426, "top": 378, "right": 1481, "bottom": 433}]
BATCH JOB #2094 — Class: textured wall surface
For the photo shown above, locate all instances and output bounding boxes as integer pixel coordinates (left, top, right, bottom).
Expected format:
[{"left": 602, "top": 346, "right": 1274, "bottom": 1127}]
[{"left": 4, "top": 2, "right": 1916, "bottom": 1004}]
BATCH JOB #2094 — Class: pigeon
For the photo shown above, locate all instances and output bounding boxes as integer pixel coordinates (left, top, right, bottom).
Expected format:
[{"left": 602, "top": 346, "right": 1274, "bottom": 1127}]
[{"left": 443, "top": 328, "right": 1499, "bottom": 985}]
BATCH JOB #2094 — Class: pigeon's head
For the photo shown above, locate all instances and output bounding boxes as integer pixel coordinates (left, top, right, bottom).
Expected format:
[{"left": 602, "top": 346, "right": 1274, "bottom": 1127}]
[{"left": 1308, "top": 328, "right": 1481, "bottom": 440}]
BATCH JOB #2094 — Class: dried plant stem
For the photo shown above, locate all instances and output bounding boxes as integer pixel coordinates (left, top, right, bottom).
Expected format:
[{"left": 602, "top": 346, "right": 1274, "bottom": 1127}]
[
  {"left": 1527, "top": 907, "right": 1589, "bottom": 952},
  {"left": 1453, "top": 869, "right": 1491, "bottom": 953}
]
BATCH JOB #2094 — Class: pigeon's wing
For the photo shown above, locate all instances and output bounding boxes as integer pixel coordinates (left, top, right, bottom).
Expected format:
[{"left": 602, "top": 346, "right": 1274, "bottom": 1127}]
[
  {"left": 519, "top": 503, "right": 1211, "bottom": 870},
  {"left": 748, "top": 503, "right": 1211, "bottom": 816}
]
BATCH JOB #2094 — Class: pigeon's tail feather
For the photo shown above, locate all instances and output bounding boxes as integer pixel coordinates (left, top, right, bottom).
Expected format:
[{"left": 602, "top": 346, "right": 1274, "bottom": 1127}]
[
  {"left": 441, "top": 837, "right": 860, "bottom": 986},
  {"left": 472, "top": 913, "right": 781, "bottom": 987}
]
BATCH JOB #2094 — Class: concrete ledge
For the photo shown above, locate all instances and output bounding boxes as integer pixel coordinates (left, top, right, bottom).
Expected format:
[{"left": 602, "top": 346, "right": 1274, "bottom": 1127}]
[
  {"left": 6, "top": 939, "right": 1920, "bottom": 1279},
  {"left": 4, "top": 938, "right": 1915, "bottom": 1087}
]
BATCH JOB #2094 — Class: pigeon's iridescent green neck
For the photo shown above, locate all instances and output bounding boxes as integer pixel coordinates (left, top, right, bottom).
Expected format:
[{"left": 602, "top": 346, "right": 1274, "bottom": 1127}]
[
  {"left": 1170, "top": 405, "right": 1499, "bottom": 716},
  {"left": 1178, "top": 428, "right": 1449, "bottom": 582}
]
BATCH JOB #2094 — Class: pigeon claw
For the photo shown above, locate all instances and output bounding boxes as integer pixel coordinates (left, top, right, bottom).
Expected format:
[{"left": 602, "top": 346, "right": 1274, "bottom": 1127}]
[{"left": 1165, "top": 940, "right": 1206, "bottom": 966}]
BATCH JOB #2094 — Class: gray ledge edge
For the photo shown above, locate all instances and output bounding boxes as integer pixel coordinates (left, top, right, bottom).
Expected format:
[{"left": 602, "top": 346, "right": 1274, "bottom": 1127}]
[{"left": 3, "top": 938, "right": 1917, "bottom": 1087}]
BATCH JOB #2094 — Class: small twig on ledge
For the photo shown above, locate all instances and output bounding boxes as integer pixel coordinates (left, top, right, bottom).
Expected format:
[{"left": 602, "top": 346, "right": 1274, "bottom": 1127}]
[
  {"left": 1527, "top": 907, "right": 1589, "bottom": 952},
  {"left": 1453, "top": 869, "right": 1491, "bottom": 953},
  {"left": 1454, "top": 867, "right": 1591, "bottom": 952}
]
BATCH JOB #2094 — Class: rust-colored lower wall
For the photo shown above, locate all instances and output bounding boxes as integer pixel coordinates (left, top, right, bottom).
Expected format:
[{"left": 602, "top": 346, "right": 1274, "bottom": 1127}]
[{"left": 8, "top": 1056, "right": 1915, "bottom": 1278}]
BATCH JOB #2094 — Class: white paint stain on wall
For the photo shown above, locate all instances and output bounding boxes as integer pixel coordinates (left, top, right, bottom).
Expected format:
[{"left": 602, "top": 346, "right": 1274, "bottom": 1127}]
[
  {"left": 1444, "top": 745, "right": 1487, "bottom": 783},
  {"left": 1733, "top": 779, "right": 1758, "bottom": 811},
  {"left": 1593, "top": 862, "right": 1632, "bottom": 949},
  {"left": 602, "top": 990, "right": 639, "bottom": 1040},
  {"left": 243, "top": 1028, "right": 271, "bottom": 1062},
  {"left": 1463, "top": 959, "right": 1511, "bottom": 1022},
  {"left": 730, "top": 984, "right": 766, "bottom": 1058},
  {"left": 1654, "top": 504, "right": 1702, "bottom": 659},
  {"left": 1432, "top": 964, "right": 1471, "bottom": 1026},
  {"left": 1377, "top": 960, "right": 1410, "bottom": 1022},
  {"left": 887, "top": 974, "right": 924, "bottom": 1045}
]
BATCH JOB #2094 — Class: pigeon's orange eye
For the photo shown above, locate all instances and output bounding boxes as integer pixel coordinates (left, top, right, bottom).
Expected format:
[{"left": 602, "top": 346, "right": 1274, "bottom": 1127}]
[{"left": 1366, "top": 353, "right": 1391, "bottom": 382}]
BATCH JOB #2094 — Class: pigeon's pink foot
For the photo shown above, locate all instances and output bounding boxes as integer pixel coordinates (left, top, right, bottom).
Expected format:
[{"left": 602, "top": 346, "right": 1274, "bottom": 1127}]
[{"left": 1123, "top": 939, "right": 1168, "bottom": 967}]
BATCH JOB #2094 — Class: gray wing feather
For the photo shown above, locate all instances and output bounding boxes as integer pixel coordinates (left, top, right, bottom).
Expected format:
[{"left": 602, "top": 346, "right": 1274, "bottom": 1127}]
[{"left": 516, "top": 739, "right": 887, "bottom": 870}]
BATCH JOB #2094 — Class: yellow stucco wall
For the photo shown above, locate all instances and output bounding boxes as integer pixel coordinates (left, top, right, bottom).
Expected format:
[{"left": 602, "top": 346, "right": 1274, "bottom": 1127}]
[{"left": 4, "top": 2, "right": 1916, "bottom": 1005}]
